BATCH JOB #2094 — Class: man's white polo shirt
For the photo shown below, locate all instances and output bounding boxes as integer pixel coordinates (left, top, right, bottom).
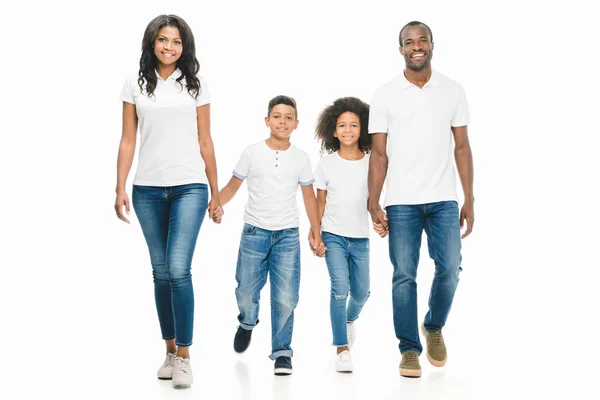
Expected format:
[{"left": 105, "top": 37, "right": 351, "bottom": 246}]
[
  {"left": 233, "top": 141, "right": 314, "bottom": 231},
  {"left": 368, "top": 70, "right": 469, "bottom": 206},
  {"left": 120, "top": 69, "right": 210, "bottom": 186}
]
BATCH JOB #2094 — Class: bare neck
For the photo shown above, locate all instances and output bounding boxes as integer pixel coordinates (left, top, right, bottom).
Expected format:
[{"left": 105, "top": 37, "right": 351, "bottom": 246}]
[
  {"left": 338, "top": 144, "right": 364, "bottom": 161},
  {"left": 265, "top": 137, "right": 291, "bottom": 151},
  {"left": 404, "top": 66, "right": 432, "bottom": 89}
]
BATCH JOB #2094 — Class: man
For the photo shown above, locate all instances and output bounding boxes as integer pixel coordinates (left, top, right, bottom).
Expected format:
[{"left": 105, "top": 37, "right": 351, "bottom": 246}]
[{"left": 368, "top": 21, "right": 474, "bottom": 378}]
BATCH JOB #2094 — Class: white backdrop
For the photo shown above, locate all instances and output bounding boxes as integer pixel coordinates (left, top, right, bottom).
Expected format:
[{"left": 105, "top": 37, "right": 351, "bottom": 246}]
[{"left": 2, "top": 0, "right": 599, "bottom": 399}]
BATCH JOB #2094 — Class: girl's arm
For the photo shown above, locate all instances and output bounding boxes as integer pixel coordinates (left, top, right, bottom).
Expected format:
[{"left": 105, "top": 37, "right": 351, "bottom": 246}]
[
  {"left": 197, "top": 104, "right": 222, "bottom": 223},
  {"left": 114, "top": 102, "right": 138, "bottom": 224},
  {"left": 316, "top": 189, "right": 326, "bottom": 223}
]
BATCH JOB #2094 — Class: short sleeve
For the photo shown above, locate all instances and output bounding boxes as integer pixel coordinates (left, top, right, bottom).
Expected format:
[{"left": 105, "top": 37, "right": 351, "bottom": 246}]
[
  {"left": 313, "top": 158, "right": 326, "bottom": 190},
  {"left": 451, "top": 84, "right": 470, "bottom": 127},
  {"left": 195, "top": 76, "right": 211, "bottom": 107},
  {"left": 368, "top": 88, "right": 388, "bottom": 134},
  {"left": 119, "top": 77, "right": 136, "bottom": 104},
  {"left": 233, "top": 149, "right": 250, "bottom": 180},
  {"left": 299, "top": 155, "right": 315, "bottom": 186}
]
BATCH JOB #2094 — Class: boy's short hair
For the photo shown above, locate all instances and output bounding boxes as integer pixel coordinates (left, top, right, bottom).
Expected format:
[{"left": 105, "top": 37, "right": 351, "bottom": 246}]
[{"left": 268, "top": 95, "right": 298, "bottom": 118}]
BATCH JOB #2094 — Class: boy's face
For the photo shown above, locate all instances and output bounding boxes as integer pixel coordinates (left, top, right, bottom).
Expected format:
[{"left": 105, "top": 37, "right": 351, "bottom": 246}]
[{"left": 265, "top": 104, "right": 299, "bottom": 140}]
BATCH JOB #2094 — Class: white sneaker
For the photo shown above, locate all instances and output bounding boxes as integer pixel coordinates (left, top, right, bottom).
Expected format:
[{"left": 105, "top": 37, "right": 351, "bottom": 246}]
[
  {"left": 347, "top": 322, "right": 356, "bottom": 348},
  {"left": 335, "top": 350, "right": 353, "bottom": 373},
  {"left": 157, "top": 353, "right": 176, "bottom": 380},
  {"left": 172, "top": 356, "right": 194, "bottom": 387}
]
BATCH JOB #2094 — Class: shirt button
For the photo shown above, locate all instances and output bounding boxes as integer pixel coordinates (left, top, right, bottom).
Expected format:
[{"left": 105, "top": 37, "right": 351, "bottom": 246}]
[{"left": 275, "top": 164, "right": 278, "bottom": 167}]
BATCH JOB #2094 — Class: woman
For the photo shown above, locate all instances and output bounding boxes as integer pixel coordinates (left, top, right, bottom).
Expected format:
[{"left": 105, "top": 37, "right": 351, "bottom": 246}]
[{"left": 114, "top": 14, "right": 222, "bottom": 387}]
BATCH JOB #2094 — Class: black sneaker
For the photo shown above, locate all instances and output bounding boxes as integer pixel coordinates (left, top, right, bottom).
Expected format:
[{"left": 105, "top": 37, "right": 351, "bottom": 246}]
[
  {"left": 274, "top": 356, "right": 293, "bottom": 376},
  {"left": 233, "top": 326, "right": 252, "bottom": 353}
]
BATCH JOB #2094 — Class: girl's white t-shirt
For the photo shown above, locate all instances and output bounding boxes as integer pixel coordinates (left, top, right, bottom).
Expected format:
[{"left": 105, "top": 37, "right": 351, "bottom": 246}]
[
  {"left": 314, "top": 152, "right": 370, "bottom": 238},
  {"left": 120, "top": 69, "right": 210, "bottom": 186}
]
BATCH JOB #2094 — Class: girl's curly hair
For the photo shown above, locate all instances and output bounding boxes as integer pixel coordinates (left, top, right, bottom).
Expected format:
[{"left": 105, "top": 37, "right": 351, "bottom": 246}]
[{"left": 315, "top": 97, "right": 371, "bottom": 154}]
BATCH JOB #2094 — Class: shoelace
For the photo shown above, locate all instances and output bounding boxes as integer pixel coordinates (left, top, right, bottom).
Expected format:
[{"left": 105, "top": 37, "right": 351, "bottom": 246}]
[
  {"left": 404, "top": 352, "right": 418, "bottom": 361},
  {"left": 161, "top": 353, "right": 175, "bottom": 369},
  {"left": 175, "top": 358, "right": 190, "bottom": 374},
  {"left": 429, "top": 331, "right": 444, "bottom": 346}
]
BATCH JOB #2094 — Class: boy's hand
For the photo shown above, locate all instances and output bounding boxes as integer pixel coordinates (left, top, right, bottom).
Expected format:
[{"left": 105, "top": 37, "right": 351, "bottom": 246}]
[
  {"left": 308, "top": 229, "right": 326, "bottom": 257},
  {"left": 207, "top": 197, "right": 223, "bottom": 224}
]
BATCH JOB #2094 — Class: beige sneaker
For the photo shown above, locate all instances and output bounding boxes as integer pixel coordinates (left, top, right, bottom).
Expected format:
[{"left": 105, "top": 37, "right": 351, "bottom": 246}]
[
  {"left": 399, "top": 351, "right": 421, "bottom": 377},
  {"left": 421, "top": 323, "right": 447, "bottom": 367}
]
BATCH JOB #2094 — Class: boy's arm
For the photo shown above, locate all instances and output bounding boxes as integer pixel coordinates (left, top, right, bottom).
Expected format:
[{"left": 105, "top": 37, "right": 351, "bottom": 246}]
[
  {"left": 301, "top": 184, "right": 326, "bottom": 257},
  {"left": 219, "top": 175, "right": 244, "bottom": 207}
]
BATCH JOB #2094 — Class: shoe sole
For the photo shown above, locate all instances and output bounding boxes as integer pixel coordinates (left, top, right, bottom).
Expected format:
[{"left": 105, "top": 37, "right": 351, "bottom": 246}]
[
  {"left": 173, "top": 377, "right": 193, "bottom": 387},
  {"left": 336, "top": 368, "right": 353, "bottom": 373},
  {"left": 420, "top": 324, "right": 447, "bottom": 367},
  {"left": 274, "top": 368, "right": 292, "bottom": 376},
  {"left": 399, "top": 367, "right": 422, "bottom": 378},
  {"left": 158, "top": 376, "right": 172, "bottom": 380}
]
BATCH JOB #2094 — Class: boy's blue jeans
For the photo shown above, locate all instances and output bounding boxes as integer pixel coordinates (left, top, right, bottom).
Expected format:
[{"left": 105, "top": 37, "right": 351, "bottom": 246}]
[
  {"left": 322, "top": 232, "right": 370, "bottom": 347},
  {"left": 386, "top": 201, "right": 462, "bottom": 355},
  {"left": 132, "top": 183, "right": 208, "bottom": 347},
  {"left": 235, "top": 223, "right": 300, "bottom": 360}
]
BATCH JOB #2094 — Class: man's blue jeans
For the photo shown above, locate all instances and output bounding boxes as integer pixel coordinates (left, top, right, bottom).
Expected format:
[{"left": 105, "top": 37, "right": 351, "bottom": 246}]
[
  {"left": 322, "top": 232, "right": 370, "bottom": 347},
  {"left": 235, "top": 224, "right": 300, "bottom": 360},
  {"left": 386, "top": 201, "right": 462, "bottom": 355},
  {"left": 132, "top": 183, "right": 208, "bottom": 347}
]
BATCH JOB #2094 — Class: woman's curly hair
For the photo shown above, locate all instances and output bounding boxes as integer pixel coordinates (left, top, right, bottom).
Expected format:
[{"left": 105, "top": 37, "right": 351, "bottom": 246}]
[
  {"left": 137, "top": 14, "right": 202, "bottom": 99},
  {"left": 315, "top": 97, "right": 371, "bottom": 154}
]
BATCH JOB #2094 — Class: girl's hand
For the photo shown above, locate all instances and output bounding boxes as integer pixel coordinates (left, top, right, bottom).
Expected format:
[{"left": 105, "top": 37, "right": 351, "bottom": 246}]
[
  {"left": 373, "top": 222, "right": 388, "bottom": 238},
  {"left": 114, "top": 191, "right": 131, "bottom": 224},
  {"left": 207, "top": 197, "right": 223, "bottom": 224},
  {"left": 308, "top": 229, "right": 326, "bottom": 257}
]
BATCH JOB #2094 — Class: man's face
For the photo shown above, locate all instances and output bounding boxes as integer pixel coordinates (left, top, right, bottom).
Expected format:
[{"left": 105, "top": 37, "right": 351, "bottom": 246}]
[{"left": 399, "top": 25, "right": 434, "bottom": 71}]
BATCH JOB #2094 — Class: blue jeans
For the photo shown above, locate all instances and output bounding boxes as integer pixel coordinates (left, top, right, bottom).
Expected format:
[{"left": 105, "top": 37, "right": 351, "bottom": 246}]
[
  {"left": 132, "top": 183, "right": 208, "bottom": 347},
  {"left": 322, "top": 232, "right": 370, "bottom": 347},
  {"left": 386, "top": 201, "right": 462, "bottom": 355},
  {"left": 235, "top": 224, "right": 300, "bottom": 360}
]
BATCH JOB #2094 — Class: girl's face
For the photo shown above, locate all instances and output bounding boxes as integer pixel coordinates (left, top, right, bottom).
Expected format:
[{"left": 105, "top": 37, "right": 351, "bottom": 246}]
[
  {"left": 154, "top": 26, "right": 183, "bottom": 68},
  {"left": 334, "top": 112, "right": 361, "bottom": 147}
]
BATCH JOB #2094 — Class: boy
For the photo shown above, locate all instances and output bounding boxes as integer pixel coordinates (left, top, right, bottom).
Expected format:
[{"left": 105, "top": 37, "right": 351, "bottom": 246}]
[{"left": 219, "top": 95, "right": 325, "bottom": 375}]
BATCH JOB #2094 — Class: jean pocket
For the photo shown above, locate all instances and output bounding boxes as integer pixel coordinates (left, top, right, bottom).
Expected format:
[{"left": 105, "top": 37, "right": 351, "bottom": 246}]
[{"left": 242, "top": 224, "right": 257, "bottom": 235}]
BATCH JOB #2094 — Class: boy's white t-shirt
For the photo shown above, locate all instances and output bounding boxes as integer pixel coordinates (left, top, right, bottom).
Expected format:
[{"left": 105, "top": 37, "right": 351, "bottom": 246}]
[
  {"left": 120, "top": 69, "right": 210, "bottom": 186},
  {"left": 314, "top": 152, "right": 370, "bottom": 238},
  {"left": 233, "top": 141, "right": 314, "bottom": 231}
]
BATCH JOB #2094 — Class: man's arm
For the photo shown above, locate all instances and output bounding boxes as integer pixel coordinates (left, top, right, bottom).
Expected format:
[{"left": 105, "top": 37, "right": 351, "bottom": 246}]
[
  {"left": 368, "top": 133, "right": 389, "bottom": 232},
  {"left": 452, "top": 125, "right": 474, "bottom": 238}
]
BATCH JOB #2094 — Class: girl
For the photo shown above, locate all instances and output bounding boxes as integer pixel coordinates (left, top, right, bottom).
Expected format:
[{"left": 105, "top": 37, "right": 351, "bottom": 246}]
[
  {"left": 313, "top": 97, "right": 372, "bottom": 372},
  {"left": 114, "top": 14, "right": 222, "bottom": 387}
]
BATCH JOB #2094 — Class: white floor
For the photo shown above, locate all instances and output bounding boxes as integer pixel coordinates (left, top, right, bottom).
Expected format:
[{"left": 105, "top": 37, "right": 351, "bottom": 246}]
[{"left": 8, "top": 223, "right": 596, "bottom": 400}]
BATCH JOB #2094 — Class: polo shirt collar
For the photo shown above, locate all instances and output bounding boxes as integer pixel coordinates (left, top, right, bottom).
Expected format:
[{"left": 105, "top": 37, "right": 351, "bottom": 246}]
[
  {"left": 155, "top": 68, "right": 182, "bottom": 82},
  {"left": 397, "top": 70, "right": 440, "bottom": 90}
]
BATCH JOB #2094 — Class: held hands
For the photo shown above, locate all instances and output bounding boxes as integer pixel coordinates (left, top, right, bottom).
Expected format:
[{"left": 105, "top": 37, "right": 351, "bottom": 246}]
[
  {"left": 207, "top": 196, "right": 224, "bottom": 224},
  {"left": 369, "top": 205, "right": 388, "bottom": 238},
  {"left": 308, "top": 228, "right": 326, "bottom": 257},
  {"left": 114, "top": 191, "right": 131, "bottom": 224}
]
